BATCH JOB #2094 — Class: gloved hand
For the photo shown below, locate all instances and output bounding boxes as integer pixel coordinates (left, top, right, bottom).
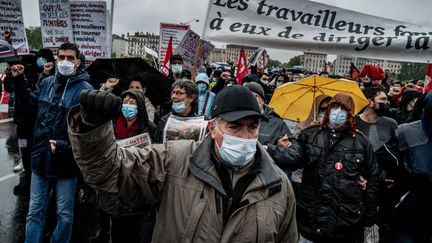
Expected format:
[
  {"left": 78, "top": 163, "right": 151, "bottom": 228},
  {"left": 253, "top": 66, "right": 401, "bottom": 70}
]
[{"left": 80, "top": 90, "right": 121, "bottom": 127}]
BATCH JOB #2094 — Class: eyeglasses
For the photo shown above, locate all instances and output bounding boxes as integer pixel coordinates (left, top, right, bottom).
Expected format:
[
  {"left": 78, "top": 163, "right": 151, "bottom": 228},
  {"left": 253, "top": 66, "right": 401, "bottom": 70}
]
[{"left": 171, "top": 90, "right": 187, "bottom": 96}]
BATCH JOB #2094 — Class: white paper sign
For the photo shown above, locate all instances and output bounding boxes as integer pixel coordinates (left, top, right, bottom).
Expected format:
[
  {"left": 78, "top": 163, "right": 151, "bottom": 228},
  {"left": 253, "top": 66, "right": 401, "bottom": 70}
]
[
  {"left": 159, "top": 23, "right": 189, "bottom": 65},
  {"left": 0, "top": 0, "right": 29, "bottom": 54},
  {"left": 203, "top": 0, "right": 432, "bottom": 63},
  {"left": 116, "top": 132, "right": 152, "bottom": 148},
  {"left": 39, "top": 0, "right": 73, "bottom": 48},
  {"left": 71, "top": 1, "right": 109, "bottom": 61}
]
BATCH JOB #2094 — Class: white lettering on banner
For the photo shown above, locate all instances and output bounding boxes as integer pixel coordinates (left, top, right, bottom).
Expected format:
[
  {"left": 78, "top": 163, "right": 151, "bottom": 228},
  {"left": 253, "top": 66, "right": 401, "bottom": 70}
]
[
  {"left": 0, "top": 0, "right": 29, "bottom": 54},
  {"left": 203, "top": 0, "right": 432, "bottom": 63},
  {"left": 39, "top": 0, "right": 73, "bottom": 48},
  {"left": 71, "top": 1, "right": 109, "bottom": 62}
]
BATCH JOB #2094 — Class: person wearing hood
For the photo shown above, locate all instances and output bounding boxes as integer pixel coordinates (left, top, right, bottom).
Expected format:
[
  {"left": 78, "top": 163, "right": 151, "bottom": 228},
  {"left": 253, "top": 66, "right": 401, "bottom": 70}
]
[
  {"left": 394, "top": 91, "right": 432, "bottom": 243},
  {"left": 297, "top": 93, "right": 379, "bottom": 243},
  {"left": 11, "top": 43, "right": 94, "bottom": 243},
  {"left": 195, "top": 72, "right": 215, "bottom": 119},
  {"left": 68, "top": 85, "right": 298, "bottom": 242},
  {"left": 389, "top": 89, "right": 421, "bottom": 124},
  {"left": 153, "top": 80, "right": 198, "bottom": 143},
  {"left": 97, "top": 89, "right": 154, "bottom": 243},
  {"left": 244, "top": 82, "right": 303, "bottom": 175},
  {"left": 34, "top": 48, "right": 56, "bottom": 86},
  {"left": 356, "top": 86, "right": 400, "bottom": 242}
]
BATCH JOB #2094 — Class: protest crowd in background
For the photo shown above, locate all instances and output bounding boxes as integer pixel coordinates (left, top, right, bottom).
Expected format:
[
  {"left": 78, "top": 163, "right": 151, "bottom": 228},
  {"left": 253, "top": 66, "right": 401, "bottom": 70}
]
[{"left": 1, "top": 1, "right": 432, "bottom": 242}]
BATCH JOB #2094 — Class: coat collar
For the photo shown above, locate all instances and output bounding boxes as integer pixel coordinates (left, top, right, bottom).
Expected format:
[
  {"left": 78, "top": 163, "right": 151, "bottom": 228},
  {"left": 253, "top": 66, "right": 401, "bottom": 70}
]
[{"left": 189, "top": 136, "right": 282, "bottom": 196}]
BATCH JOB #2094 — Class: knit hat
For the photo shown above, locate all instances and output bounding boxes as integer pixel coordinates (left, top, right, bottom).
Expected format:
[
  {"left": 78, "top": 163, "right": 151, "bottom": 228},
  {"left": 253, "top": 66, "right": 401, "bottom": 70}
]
[
  {"left": 170, "top": 54, "right": 183, "bottom": 63},
  {"left": 195, "top": 73, "right": 210, "bottom": 86},
  {"left": 244, "top": 82, "right": 265, "bottom": 100}
]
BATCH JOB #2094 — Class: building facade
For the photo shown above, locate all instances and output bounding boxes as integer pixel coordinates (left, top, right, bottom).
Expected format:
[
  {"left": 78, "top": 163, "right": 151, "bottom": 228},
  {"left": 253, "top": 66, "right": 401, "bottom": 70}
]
[
  {"left": 126, "top": 32, "right": 159, "bottom": 58},
  {"left": 300, "top": 52, "right": 328, "bottom": 73},
  {"left": 208, "top": 48, "right": 226, "bottom": 63},
  {"left": 333, "top": 56, "right": 402, "bottom": 76},
  {"left": 112, "top": 34, "right": 129, "bottom": 58},
  {"left": 224, "top": 44, "right": 258, "bottom": 63}
]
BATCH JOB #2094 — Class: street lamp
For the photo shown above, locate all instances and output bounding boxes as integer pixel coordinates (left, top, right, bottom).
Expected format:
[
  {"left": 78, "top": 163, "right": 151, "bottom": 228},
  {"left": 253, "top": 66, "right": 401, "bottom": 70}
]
[{"left": 180, "top": 19, "right": 199, "bottom": 25}]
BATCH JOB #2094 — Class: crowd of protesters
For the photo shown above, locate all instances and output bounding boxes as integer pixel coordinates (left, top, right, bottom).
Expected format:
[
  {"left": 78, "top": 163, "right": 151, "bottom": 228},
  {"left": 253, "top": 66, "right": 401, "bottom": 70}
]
[{"left": 2, "top": 38, "right": 432, "bottom": 243}]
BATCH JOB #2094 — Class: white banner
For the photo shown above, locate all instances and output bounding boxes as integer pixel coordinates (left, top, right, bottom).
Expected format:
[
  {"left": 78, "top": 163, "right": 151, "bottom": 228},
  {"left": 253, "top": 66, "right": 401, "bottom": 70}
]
[
  {"left": 116, "top": 132, "right": 152, "bottom": 148},
  {"left": 174, "top": 29, "right": 215, "bottom": 71},
  {"left": 0, "top": 0, "right": 29, "bottom": 54},
  {"left": 39, "top": 0, "right": 73, "bottom": 48},
  {"left": 163, "top": 115, "right": 208, "bottom": 144},
  {"left": 203, "top": 0, "right": 432, "bottom": 63},
  {"left": 71, "top": 1, "right": 109, "bottom": 62},
  {"left": 159, "top": 23, "right": 189, "bottom": 65}
]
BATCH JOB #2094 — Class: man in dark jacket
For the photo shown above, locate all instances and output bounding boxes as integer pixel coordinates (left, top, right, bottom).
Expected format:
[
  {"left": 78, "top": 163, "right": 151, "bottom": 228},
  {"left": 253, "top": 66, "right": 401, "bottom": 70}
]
[
  {"left": 356, "top": 86, "right": 400, "bottom": 242},
  {"left": 11, "top": 43, "right": 94, "bottom": 243},
  {"left": 393, "top": 91, "right": 432, "bottom": 242},
  {"left": 297, "top": 93, "right": 379, "bottom": 243},
  {"left": 244, "top": 82, "right": 302, "bottom": 174}
]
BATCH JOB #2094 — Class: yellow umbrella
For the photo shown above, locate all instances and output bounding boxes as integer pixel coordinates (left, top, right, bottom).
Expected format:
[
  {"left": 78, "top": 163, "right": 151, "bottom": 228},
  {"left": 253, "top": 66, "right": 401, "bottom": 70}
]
[{"left": 269, "top": 75, "right": 369, "bottom": 122}]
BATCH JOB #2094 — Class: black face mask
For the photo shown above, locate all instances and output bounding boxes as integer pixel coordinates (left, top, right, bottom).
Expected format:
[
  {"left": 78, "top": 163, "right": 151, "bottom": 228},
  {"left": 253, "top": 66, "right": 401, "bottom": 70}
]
[{"left": 374, "top": 102, "right": 390, "bottom": 116}]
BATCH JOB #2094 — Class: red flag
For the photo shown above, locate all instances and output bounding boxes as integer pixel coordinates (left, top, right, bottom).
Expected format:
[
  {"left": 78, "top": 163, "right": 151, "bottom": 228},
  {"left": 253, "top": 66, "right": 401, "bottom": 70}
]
[
  {"left": 425, "top": 64, "right": 432, "bottom": 93},
  {"left": 350, "top": 62, "right": 360, "bottom": 81},
  {"left": 236, "top": 47, "right": 248, "bottom": 85},
  {"left": 323, "top": 61, "right": 328, "bottom": 72},
  {"left": 160, "top": 37, "right": 173, "bottom": 77}
]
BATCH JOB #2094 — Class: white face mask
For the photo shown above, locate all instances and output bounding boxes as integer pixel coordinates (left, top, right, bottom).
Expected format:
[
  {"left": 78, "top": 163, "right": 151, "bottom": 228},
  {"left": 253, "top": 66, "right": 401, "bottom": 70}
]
[
  {"left": 215, "top": 127, "right": 257, "bottom": 167},
  {"left": 57, "top": 60, "right": 76, "bottom": 76},
  {"left": 329, "top": 107, "right": 348, "bottom": 127}
]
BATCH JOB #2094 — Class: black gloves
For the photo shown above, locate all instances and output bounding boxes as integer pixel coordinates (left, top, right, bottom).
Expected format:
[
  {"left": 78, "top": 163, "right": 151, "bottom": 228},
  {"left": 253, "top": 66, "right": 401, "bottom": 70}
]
[{"left": 80, "top": 90, "right": 122, "bottom": 127}]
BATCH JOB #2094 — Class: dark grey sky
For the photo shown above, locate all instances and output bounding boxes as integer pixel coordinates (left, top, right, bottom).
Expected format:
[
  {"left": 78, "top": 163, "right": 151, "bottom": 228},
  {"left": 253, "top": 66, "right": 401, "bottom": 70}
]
[{"left": 22, "top": 0, "right": 432, "bottom": 62}]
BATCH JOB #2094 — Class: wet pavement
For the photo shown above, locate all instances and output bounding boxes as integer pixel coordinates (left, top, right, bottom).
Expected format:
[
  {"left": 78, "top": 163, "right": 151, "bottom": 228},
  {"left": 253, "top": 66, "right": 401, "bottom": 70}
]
[{"left": 0, "top": 112, "right": 99, "bottom": 243}]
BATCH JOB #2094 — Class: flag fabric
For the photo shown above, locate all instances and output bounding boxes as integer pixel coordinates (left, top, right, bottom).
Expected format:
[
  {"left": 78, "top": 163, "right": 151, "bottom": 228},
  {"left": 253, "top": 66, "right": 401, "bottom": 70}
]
[
  {"left": 424, "top": 64, "right": 432, "bottom": 93},
  {"left": 323, "top": 61, "right": 328, "bottom": 73},
  {"left": 349, "top": 62, "right": 360, "bottom": 81},
  {"left": 236, "top": 47, "right": 248, "bottom": 85},
  {"left": 160, "top": 37, "right": 173, "bottom": 77}
]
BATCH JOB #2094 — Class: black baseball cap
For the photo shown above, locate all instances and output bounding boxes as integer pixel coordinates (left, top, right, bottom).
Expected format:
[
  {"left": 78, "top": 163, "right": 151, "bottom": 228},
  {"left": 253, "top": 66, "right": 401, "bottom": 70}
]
[{"left": 211, "top": 85, "right": 267, "bottom": 121}]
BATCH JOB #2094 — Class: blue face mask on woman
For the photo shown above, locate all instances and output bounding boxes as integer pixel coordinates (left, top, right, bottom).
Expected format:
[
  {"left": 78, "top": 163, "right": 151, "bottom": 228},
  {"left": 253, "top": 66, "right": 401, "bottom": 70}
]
[
  {"left": 121, "top": 104, "right": 138, "bottom": 120},
  {"left": 329, "top": 107, "right": 348, "bottom": 127},
  {"left": 36, "top": 57, "right": 48, "bottom": 69},
  {"left": 197, "top": 83, "right": 208, "bottom": 93},
  {"left": 172, "top": 101, "right": 186, "bottom": 113}
]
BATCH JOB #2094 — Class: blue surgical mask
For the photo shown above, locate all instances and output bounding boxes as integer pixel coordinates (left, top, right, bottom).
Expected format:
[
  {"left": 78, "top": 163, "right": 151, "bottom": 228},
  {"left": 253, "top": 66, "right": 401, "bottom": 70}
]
[
  {"left": 215, "top": 127, "right": 257, "bottom": 167},
  {"left": 329, "top": 107, "right": 348, "bottom": 127},
  {"left": 172, "top": 64, "right": 183, "bottom": 75},
  {"left": 172, "top": 101, "right": 186, "bottom": 113},
  {"left": 276, "top": 82, "right": 282, "bottom": 88},
  {"left": 36, "top": 57, "right": 48, "bottom": 69},
  {"left": 121, "top": 104, "right": 138, "bottom": 120},
  {"left": 197, "top": 83, "right": 208, "bottom": 93}
]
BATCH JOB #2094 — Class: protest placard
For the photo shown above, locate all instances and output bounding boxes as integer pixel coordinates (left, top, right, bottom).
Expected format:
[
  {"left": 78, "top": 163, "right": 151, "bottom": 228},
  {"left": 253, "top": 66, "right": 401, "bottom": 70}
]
[
  {"left": 71, "top": 1, "right": 109, "bottom": 62},
  {"left": 0, "top": 0, "right": 29, "bottom": 54},
  {"left": 175, "top": 29, "right": 215, "bottom": 73},
  {"left": 159, "top": 23, "right": 189, "bottom": 65},
  {"left": 163, "top": 115, "right": 208, "bottom": 144},
  {"left": 39, "top": 0, "right": 73, "bottom": 48},
  {"left": 203, "top": 0, "right": 432, "bottom": 63},
  {"left": 116, "top": 132, "right": 152, "bottom": 148}
]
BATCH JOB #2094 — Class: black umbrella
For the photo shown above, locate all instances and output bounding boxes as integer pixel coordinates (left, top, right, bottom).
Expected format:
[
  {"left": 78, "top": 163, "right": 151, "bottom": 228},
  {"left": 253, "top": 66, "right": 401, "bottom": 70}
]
[
  {"left": 0, "top": 40, "right": 19, "bottom": 63},
  {"left": 86, "top": 58, "right": 172, "bottom": 106}
]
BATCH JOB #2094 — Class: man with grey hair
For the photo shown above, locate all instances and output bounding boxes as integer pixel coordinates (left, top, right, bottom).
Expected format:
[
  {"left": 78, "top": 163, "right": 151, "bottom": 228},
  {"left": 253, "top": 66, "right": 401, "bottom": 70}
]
[{"left": 68, "top": 85, "right": 298, "bottom": 242}]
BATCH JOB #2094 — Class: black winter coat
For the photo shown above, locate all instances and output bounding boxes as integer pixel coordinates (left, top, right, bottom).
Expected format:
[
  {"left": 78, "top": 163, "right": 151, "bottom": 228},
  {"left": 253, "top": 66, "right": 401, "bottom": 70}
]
[
  {"left": 259, "top": 106, "right": 302, "bottom": 171},
  {"left": 297, "top": 126, "right": 379, "bottom": 240}
]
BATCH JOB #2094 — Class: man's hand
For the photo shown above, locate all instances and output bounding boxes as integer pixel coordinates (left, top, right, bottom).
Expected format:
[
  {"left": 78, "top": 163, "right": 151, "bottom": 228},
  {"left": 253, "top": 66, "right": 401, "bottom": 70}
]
[
  {"left": 358, "top": 176, "right": 368, "bottom": 190},
  {"left": 49, "top": 140, "right": 57, "bottom": 154},
  {"left": 43, "top": 62, "right": 54, "bottom": 75},
  {"left": 105, "top": 77, "right": 120, "bottom": 89},
  {"left": 11, "top": 64, "right": 25, "bottom": 77},
  {"left": 277, "top": 134, "right": 292, "bottom": 148},
  {"left": 80, "top": 90, "right": 122, "bottom": 127}
]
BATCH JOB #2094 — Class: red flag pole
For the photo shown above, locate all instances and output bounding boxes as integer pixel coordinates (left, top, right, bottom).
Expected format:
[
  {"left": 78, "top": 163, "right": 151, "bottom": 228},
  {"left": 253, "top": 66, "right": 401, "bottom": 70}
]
[
  {"left": 236, "top": 47, "right": 248, "bottom": 85},
  {"left": 160, "top": 36, "right": 173, "bottom": 77}
]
